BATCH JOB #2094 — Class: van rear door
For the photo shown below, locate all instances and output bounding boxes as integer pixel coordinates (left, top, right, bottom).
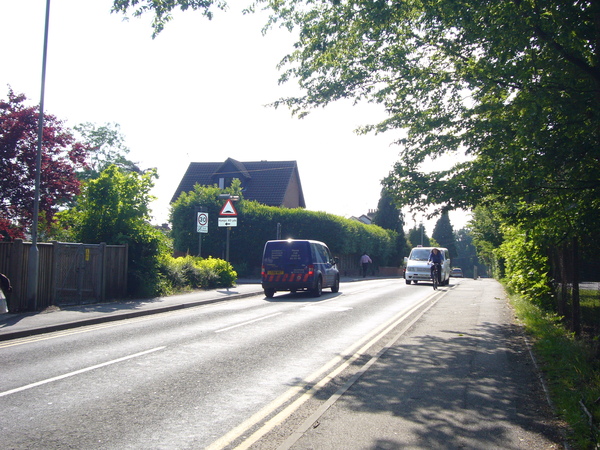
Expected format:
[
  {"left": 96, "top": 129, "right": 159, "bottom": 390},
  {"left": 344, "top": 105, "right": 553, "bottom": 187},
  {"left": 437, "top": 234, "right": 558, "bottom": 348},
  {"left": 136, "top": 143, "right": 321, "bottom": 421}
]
[{"left": 262, "top": 241, "right": 311, "bottom": 280}]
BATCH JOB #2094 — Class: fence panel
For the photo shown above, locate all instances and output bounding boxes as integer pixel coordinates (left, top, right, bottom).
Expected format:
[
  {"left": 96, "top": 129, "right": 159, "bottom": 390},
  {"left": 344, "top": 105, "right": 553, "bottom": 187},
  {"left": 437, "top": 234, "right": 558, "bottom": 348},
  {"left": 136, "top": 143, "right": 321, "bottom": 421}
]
[
  {"left": 105, "top": 245, "right": 128, "bottom": 300},
  {"left": 0, "top": 240, "right": 127, "bottom": 311},
  {"left": 53, "top": 243, "right": 104, "bottom": 306}
]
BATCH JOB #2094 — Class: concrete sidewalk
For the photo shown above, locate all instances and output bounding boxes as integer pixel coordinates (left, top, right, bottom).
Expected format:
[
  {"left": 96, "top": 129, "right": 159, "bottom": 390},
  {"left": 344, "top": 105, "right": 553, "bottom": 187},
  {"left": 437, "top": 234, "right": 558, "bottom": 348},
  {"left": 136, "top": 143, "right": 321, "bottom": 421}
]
[
  {"left": 0, "top": 282, "right": 265, "bottom": 341},
  {"left": 274, "top": 278, "right": 566, "bottom": 449}
]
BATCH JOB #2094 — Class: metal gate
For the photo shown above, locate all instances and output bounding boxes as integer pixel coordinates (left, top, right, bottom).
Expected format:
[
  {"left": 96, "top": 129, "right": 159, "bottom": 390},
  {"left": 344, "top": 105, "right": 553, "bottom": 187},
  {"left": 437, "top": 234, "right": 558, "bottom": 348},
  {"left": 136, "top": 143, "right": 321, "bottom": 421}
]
[{"left": 53, "top": 243, "right": 104, "bottom": 306}]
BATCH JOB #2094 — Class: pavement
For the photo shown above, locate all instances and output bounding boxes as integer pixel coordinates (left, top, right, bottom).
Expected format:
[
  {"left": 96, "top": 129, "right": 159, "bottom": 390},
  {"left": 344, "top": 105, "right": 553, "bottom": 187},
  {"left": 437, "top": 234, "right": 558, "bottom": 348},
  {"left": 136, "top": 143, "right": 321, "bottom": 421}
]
[
  {"left": 0, "top": 279, "right": 267, "bottom": 341},
  {"left": 0, "top": 277, "right": 566, "bottom": 448},
  {"left": 277, "top": 277, "right": 566, "bottom": 449}
]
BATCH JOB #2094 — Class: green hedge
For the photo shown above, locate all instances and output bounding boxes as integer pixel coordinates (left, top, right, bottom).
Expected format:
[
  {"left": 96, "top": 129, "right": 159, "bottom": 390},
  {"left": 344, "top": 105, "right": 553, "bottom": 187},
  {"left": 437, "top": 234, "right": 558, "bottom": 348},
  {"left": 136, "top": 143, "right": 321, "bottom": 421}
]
[{"left": 170, "top": 186, "right": 399, "bottom": 275}]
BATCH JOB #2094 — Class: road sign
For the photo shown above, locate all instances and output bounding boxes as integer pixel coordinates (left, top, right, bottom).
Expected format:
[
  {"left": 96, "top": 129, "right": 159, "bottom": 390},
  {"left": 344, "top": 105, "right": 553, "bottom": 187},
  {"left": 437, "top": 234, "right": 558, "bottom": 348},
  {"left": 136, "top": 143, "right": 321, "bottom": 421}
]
[
  {"left": 218, "top": 217, "right": 237, "bottom": 227},
  {"left": 219, "top": 199, "right": 237, "bottom": 216},
  {"left": 197, "top": 212, "right": 208, "bottom": 233}
]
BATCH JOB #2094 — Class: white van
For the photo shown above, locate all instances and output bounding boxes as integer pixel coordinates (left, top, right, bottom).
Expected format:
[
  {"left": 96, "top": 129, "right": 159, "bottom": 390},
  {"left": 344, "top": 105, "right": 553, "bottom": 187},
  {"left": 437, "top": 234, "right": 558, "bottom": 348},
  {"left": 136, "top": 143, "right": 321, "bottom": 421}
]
[{"left": 404, "top": 246, "right": 451, "bottom": 285}]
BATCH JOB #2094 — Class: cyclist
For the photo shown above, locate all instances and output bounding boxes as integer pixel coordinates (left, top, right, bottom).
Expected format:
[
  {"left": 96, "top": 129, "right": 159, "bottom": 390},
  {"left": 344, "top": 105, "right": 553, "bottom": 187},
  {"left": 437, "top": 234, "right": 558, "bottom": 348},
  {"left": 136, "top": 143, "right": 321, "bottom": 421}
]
[{"left": 428, "top": 248, "right": 444, "bottom": 284}]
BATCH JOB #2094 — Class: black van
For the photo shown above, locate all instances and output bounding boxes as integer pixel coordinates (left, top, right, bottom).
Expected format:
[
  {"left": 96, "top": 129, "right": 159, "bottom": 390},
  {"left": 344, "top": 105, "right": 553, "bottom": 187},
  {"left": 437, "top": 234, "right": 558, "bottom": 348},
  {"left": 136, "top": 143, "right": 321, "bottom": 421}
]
[{"left": 261, "top": 239, "right": 340, "bottom": 298}]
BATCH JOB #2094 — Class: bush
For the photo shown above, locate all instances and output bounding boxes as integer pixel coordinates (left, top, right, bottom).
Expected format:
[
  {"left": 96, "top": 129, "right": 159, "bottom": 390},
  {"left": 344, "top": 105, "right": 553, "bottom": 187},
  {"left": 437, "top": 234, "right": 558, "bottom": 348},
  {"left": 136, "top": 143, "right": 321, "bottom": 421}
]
[
  {"left": 158, "top": 255, "right": 237, "bottom": 293},
  {"left": 496, "top": 226, "right": 553, "bottom": 309}
]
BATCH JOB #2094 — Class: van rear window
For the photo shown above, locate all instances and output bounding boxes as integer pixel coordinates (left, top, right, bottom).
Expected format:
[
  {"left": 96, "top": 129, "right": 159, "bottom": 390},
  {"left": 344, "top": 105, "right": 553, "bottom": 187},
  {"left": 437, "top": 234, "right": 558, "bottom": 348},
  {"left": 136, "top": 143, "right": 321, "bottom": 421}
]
[{"left": 264, "top": 242, "right": 310, "bottom": 266}]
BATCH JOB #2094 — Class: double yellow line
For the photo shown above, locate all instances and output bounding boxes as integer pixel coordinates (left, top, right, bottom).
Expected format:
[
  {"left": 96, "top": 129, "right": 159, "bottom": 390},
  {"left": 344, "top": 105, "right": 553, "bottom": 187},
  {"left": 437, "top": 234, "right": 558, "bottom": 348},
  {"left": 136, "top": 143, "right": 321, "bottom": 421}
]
[{"left": 207, "top": 289, "right": 445, "bottom": 449}]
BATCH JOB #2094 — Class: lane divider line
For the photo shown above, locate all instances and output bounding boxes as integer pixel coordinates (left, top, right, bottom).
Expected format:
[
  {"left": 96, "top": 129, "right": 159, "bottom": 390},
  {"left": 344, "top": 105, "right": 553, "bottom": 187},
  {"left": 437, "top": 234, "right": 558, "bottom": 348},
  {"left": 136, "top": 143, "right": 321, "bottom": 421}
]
[
  {"left": 214, "top": 313, "right": 283, "bottom": 333},
  {"left": 0, "top": 346, "right": 166, "bottom": 398}
]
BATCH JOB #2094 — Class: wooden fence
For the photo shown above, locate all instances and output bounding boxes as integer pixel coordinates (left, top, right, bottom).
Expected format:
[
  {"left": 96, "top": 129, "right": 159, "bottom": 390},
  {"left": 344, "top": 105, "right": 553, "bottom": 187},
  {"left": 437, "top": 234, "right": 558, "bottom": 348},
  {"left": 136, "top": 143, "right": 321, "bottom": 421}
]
[{"left": 0, "top": 240, "right": 128, "bottom": 312}]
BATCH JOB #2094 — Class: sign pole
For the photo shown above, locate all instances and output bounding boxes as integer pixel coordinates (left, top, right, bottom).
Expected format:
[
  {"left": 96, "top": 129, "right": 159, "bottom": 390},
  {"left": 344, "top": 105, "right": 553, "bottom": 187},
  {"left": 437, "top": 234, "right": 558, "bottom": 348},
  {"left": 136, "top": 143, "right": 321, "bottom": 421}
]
[
  {"left": 218, "top": 196, "right": 238, "bottom": 263},
  {"left": 226, "top": 227, "right": 230, "bottom": 263}
]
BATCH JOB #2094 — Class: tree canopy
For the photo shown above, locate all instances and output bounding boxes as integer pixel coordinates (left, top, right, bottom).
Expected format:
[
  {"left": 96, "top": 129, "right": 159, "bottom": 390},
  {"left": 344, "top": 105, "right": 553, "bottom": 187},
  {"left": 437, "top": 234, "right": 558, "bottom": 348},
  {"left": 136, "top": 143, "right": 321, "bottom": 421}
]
[
  {"left": 260, "top": 0, "right": 599, "bottom": 233},
  {"left": 111, "top": 0, "right": 599, "bottom": 241},
  {"left": 0, "top": 88, "right": 87, "bottom": 239},
  {"left": 111, "top": 0, "right": 227, "bottom": 37},
  {"left": 74, "top": 122, "right": 140, "bottom": 180},
  {"left": 432, "top": 212, "right": 457, "bottom": 258},
  {"left": 59, "top": 165, "right": 168, "bottom": 297}
]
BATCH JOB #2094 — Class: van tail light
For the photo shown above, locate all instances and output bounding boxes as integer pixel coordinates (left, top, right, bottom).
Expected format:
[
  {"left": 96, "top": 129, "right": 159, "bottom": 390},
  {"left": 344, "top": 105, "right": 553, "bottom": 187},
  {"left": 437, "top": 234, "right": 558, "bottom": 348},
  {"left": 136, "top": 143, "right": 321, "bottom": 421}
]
[
  {"left": 308, "top": 264, "right": 315, "bottom": 276},
  {"left": 261, "top": 265, "right": 266, "bottom": 278}
]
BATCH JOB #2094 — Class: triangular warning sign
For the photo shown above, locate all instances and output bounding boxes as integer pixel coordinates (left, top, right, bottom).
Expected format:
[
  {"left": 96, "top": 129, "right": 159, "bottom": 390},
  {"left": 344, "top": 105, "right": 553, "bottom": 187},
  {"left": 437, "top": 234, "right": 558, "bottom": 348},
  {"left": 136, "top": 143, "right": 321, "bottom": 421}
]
[{"left": 219, "top": 199, "right": 237, "bottom": 216}]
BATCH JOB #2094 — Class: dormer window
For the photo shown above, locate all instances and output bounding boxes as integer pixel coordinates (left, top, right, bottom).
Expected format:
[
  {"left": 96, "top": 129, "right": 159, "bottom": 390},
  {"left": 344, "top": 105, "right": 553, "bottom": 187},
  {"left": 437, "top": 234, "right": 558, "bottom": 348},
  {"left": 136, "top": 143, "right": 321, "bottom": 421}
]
[{"left": 218, "top": 177, "right": 233, "bottom": 189}]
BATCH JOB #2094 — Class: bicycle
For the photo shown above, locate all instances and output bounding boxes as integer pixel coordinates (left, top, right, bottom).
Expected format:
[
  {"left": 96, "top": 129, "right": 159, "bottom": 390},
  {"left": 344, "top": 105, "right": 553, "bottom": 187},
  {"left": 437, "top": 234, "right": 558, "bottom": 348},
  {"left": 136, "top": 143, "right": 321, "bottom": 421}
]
[{"left": 431, "top": 262, "right": 441, "bottom": 290}]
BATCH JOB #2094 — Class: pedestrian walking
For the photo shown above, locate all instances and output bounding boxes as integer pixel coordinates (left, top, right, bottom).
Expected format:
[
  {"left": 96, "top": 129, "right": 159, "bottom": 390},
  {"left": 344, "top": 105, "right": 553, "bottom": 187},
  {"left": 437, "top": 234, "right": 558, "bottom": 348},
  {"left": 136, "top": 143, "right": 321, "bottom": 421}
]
[{"left": 360, "top": 252, "right": 372, "bottom": 278}]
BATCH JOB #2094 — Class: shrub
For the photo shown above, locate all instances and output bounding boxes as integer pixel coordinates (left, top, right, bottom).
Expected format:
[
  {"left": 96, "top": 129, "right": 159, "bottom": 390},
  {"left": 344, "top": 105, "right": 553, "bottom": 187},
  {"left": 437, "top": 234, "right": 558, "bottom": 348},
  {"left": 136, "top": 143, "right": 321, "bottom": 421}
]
[{"left": 158, "top": 255, "right": 237, "bottom": 292}]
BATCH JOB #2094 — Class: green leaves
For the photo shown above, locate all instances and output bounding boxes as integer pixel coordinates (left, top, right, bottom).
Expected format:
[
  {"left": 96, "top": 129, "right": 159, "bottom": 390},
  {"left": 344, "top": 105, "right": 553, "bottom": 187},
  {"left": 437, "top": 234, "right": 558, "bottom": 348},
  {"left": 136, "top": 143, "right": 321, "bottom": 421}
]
[
  {"left": 260, "top": 0, "right": 599, "bottom": 233},
  {"left": 169, "top": 181, "right": 400, "bottom": 268},
  {"left": 74, "top": 165, "right": 157, "bottom": 244},
  {"left": 111, "top": 0, "right": 228, "bottom": 37}
]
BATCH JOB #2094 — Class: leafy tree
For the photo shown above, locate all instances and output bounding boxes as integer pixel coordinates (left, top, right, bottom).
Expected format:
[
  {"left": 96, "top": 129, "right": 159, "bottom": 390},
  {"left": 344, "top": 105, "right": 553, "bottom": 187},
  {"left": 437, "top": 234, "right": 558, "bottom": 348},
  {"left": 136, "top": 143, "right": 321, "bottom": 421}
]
[
  {"left": 111, "top": 0, "right": 226, "bottom": 37},
  {"left": 469, "top": 205, "right": 506, "bottom": 278},
  {"left": 452, "top": 228, "right": 484, "bottom": 278},
  {"left": 372, "top": 190, "right": 399, "bottom": 231},
  {"left": 74, "top": 122, "right": 140, "bottom": 180},
  {"left": 372, "top": 189, "right": 408, "bottom": 265},
  {"left": 247, "top": 1, "right": 600, "bottom": 227},
  {"left": 0, "top": 88, "right": 87, "bottom": 237},
  {"left": 407, "top": 224, "right": 430, "bottom": 249},
  {"left": 59, "top": 165, "right": 168, "bottom": 297},
  {"left": 432, "top": 212, "right": 457, "bottom": 258}
]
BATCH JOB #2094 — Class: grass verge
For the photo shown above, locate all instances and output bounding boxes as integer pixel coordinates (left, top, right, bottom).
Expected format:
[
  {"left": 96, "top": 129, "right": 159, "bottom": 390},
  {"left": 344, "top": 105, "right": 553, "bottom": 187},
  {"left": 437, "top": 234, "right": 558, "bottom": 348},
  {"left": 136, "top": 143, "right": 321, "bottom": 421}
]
[{"left": 510, "top": 292, "right": 600, "bottom": 449}]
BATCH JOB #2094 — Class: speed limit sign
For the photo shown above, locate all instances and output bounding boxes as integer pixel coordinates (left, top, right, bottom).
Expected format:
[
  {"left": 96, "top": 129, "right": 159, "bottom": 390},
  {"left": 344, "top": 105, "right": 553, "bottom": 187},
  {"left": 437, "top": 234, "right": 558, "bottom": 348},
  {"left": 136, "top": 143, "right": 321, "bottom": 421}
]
[{"left": 197, "top": 212, "right": 208, "bottom": 233}]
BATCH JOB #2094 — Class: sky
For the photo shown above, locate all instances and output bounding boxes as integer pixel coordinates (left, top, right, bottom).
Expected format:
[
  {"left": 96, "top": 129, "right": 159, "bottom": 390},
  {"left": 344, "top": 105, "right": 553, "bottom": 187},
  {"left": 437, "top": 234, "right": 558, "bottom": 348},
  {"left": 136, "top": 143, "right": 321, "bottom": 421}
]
[{"left": 0, "top": 0, "right": 470, "bottom": 234}]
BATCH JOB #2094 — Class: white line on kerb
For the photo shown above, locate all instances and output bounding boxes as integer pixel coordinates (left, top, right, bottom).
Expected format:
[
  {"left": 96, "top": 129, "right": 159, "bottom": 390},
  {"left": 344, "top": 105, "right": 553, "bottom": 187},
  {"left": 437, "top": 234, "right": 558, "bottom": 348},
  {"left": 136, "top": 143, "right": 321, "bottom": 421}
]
[
  {"left": 214, "top": 312, "right": 283, "bottom": 333},
  {"left": 0, "top": 346, "right": 166, "bottom": 398}
]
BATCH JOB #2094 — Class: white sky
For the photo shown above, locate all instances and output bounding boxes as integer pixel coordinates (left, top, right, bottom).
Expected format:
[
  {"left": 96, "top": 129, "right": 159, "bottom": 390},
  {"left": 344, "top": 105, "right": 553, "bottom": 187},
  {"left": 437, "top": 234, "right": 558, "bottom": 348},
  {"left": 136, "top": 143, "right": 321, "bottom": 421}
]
[{"left": 0, "top": 0, "right": 470, "bottom": 234}]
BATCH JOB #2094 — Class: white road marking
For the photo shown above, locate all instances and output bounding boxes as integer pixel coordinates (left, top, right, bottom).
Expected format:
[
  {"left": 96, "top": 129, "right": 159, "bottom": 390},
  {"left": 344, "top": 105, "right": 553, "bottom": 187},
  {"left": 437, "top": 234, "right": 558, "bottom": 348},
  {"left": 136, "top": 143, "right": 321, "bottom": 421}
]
[
  {"left": 214, "top": 312, "right": 283, "bottom": 333},
  {"left": 0, "top": 346, "right": 166, "bottom": 398}
]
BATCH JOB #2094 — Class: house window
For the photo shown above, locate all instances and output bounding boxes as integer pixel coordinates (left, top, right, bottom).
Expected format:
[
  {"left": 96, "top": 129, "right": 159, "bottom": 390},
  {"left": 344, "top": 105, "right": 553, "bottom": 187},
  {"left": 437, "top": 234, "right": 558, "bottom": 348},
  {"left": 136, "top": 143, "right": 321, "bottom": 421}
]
[{"left": 218, "top": 177, "right": 234, "bottom": 189}]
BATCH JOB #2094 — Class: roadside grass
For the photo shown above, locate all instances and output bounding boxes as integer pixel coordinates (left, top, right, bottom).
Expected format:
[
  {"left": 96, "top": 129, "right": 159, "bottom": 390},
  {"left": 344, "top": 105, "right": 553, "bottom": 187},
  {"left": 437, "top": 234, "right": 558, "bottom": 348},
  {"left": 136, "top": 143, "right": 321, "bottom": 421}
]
[{"left": 510, "top": 290, "right": 600, "bottom": 449}]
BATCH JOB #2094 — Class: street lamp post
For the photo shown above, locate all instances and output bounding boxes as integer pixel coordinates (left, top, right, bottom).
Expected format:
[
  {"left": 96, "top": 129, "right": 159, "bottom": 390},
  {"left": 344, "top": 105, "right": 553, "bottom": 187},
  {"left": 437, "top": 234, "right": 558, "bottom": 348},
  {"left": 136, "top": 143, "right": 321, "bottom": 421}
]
[{"left": 27, "top": 0, "right": 51, "bottom": 311}]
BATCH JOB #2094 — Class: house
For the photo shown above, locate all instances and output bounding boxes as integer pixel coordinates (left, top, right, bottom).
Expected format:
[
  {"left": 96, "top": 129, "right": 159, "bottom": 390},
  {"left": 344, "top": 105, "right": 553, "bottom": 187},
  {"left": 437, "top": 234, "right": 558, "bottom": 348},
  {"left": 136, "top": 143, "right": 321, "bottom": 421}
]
[
  {"left": 171, "top": 158, "right": 306, "bottom": 208},
  {"left": 350, "top": 210, "right": 376, "bottom": 225}
]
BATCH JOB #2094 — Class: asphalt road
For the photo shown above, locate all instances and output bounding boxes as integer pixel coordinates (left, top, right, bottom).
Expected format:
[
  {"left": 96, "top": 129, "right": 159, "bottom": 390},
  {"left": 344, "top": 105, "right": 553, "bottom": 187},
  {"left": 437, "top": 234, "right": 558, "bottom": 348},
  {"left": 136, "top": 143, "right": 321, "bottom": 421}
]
[{"left": 0, "top": 278, "right": 565, "bottom": 449}]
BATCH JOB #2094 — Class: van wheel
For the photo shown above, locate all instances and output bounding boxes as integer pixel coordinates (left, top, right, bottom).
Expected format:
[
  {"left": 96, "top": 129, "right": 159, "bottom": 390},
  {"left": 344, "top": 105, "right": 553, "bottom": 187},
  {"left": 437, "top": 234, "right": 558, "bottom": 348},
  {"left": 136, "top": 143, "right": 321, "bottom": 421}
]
[
  {"left": 264, "top": 288, "right": 275, "bottom": 298},
  {"left": 312, "top": 277, "right": 323, "bottom": 297},
  {"left": 405, "top": 279, "right": 412, "bottom": 285},
  {"left": 331, "top": 275, "right": 340, "bottom": 293}
]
